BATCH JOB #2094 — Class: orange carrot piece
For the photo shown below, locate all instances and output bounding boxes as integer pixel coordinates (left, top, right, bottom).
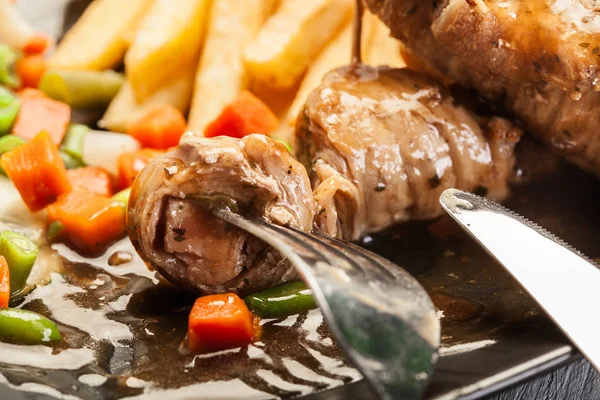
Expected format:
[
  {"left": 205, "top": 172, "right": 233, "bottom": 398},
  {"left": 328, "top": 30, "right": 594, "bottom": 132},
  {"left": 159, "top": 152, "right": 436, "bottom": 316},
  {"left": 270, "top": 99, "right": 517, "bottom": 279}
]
[
  {"left": 12, "top": 89, "right": 70, "bottom": 145},
  {"left": 188, "top": 293, "right": 255, "bottom": 353},
  {"left": 127, "top": 105, "right": 187, "bottom": 149},
  {"left": 204, "top": 91, "right": 279, "bottom": 139},
  {"left": 23, "top": 33, "right": 52, "bottom": 55},
  {"left": 15, "top": 54, "right": 47, "bottom": 88},
  {"left": 117, "top": 148, "right": 163, "bottom": 190},
  {"left": 0, "top": 256, "right": 9, "bottom": 308},
  {"left": 0, "top": 131, "right": 71, "bottom": 212},
  {"left": 46, "top": 190, "right": 126, "bottom": 254},
  {"left": 67, "top": 167, "right": 114, "bottom": 197}
]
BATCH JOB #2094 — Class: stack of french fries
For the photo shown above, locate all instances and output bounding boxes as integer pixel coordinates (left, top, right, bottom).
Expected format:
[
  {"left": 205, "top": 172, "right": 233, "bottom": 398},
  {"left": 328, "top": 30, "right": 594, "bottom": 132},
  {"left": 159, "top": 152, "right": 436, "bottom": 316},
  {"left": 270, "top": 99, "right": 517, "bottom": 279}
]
[{"left": 48, "top": 0, "right": 405, "bottom": 146}]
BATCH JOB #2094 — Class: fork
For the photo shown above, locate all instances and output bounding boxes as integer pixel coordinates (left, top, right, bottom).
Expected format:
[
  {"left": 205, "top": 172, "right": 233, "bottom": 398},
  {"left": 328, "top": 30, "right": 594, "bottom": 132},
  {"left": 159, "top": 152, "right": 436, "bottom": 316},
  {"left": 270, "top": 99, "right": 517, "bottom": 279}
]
[{"left": 212, "top": 207, "right": 441, "bottom": 400}]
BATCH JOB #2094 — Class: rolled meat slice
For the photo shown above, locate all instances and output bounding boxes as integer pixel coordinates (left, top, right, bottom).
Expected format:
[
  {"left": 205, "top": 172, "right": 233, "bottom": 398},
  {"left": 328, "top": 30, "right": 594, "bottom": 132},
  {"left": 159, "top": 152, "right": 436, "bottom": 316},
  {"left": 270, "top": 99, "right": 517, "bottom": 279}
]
[
  {"left": 296, "top": 65, "right": 522, "bottom": 240},
  {"left": 128, "top": 64, "right": 522, "bottom": 294},
  {"left": 128, "top": 133, "right": 315, "bottom": 295}
]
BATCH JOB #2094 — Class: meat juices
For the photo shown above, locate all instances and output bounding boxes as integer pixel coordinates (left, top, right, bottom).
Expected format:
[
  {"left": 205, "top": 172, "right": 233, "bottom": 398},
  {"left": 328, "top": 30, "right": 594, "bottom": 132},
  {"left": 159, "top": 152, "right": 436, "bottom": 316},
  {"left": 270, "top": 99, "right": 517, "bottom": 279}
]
[
  {"left": 297, "top": 65, "right": 521, "bottom": 240},
  {"left": 364, "top": 0, "right": 600, "bottom": 177},
  {"left": 127, "top": 134, "right": 315, "bottom": 295}
]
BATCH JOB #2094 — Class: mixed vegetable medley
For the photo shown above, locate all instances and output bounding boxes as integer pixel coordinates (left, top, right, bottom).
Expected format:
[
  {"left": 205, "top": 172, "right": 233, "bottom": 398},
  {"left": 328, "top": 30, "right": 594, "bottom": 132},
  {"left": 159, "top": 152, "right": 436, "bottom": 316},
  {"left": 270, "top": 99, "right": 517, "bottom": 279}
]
[{"left": 0, "top": 0, "right": 329, "bottom": 355}]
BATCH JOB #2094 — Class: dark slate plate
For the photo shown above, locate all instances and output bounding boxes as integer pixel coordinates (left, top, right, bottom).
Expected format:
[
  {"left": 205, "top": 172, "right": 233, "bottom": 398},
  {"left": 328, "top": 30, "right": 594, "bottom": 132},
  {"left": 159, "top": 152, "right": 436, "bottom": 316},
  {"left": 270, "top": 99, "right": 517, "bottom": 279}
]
[{"left": 3, "top": 1, "right": 597, "bottom": 399}]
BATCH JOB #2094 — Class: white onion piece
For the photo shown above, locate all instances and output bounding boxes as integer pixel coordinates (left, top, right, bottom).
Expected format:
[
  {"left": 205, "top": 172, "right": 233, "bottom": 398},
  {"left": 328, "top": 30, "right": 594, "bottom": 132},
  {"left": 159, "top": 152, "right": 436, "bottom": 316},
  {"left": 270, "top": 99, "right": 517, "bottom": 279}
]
[
  {"left": 0, "top": 0, "right": 35, "bottom": 49},
  {"left": 82, "top": 130, "right": 140, "bottom": 175},
  {"left": 0, "top": 177, "right": 44, "bottom": 240}
]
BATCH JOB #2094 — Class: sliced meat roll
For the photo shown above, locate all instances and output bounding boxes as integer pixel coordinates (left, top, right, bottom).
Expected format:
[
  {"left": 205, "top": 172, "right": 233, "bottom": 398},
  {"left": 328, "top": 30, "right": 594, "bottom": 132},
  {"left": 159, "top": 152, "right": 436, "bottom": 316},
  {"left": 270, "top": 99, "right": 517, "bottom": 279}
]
[
  {"left": 296, "top": 65, "right": 521, "bottom": 240},
  {"left": 364, "top": 0, "right": 600, "bottom": 176},
  {"left": 128, "top": 134, "right": 315, "bottom": 295}
]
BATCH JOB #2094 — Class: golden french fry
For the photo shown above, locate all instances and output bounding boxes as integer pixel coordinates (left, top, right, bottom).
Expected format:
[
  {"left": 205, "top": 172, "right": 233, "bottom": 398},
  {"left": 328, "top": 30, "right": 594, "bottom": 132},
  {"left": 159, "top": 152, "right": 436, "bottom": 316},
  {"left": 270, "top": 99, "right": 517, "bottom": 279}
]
[
  {"left": 99, "top": 63, "right": 195, "bottom": 133},
  {"left": 49, "top": 0, "right": 153, "bottom": 70},
  {"left": 125, "top": 0, "right": 210, "bottom": 102},
  {"left": 187, "top": 0, "right": 267, "bottom": 133},
  {"left": 364, "top": 15, "right": 406, "bottom": 68},
  {"left": 273, "top": 14, "right": 373, "bottom": 143},
  {"left": 261, "top": 0, "right": 280, "bottom": 20},
  {"left": 244, "top": 0, "right": 353, "bottom": 89}
]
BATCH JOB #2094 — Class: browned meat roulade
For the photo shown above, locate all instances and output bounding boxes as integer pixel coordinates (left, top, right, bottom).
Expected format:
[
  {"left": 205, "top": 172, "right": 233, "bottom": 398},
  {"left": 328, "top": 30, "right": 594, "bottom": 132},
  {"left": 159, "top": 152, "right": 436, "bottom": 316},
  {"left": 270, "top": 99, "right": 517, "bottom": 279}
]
[
  {"left": 128, "top": 64, "right": 521, "bottom": 294},
  {"left": 296, "top": 65, "right": 522, "bottom": 240},
  {"left": 127, "top": 134, "right": 315, "bottom": 295},
  {"left": 364, "top": 0, "right": 600, "bottom": 177}
]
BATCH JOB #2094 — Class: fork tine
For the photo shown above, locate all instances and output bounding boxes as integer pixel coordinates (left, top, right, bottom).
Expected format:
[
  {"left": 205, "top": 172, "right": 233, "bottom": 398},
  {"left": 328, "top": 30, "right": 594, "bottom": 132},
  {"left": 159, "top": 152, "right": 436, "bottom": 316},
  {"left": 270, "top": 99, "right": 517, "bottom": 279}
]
[
  {"left": 313, "top": 231, "right": 399, "bottom": 280},
  {"left": 211, "top": 207, "right": 440, "bottom": 400}
]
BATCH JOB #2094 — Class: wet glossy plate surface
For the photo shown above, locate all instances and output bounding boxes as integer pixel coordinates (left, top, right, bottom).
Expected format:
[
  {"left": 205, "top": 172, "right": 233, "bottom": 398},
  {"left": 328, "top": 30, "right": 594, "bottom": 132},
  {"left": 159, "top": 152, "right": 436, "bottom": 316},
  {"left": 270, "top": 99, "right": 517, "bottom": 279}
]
[{"left": 2, "top": 1, "right": 599, "bottom": 399}]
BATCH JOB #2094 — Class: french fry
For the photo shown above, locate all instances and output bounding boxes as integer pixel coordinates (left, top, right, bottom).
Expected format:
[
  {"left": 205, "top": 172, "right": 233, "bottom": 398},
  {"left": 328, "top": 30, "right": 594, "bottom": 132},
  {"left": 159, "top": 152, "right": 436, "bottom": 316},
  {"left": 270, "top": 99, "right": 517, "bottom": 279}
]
[
  {"left": 275, "top": 13, "right": 377, "bottom": 144},
  {"left": 261, "top": 0, "right": 280, "bottom": 20},
  {"left": 243, "top": 0, "right": 353, "bottom": 89},
  {"left": 187, "top": 0, "right": 266, "bottom": 133},
  {"left": 99, "top": 62, "right": 195, "bottom": 133},
  {"left": 48, "top": 0, "right": 153, "bottom": 70},
  {"left": 0, "top": 0, "right": 35, "bottom": 50},
  {"left": 125, "top": 0, "right": 211, "bottom": 102},
  {"left": 364, "top": 15, "right": 406, "bottom": 68}
]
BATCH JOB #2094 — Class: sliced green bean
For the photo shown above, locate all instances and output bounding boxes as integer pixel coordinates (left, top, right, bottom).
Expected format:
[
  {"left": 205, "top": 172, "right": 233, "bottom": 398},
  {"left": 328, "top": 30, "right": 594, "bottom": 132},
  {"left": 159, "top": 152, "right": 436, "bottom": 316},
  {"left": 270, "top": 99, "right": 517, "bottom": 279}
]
[
  {"left": 0, "top": 308, "right": 61, "bottom": 344},
  {"left": 60, "top": 124, "right": 89, "bottom": 160},
  {"left": 47, "top": 221, "right": 65, "bottom": 241},
  {"left": 244, "top": 281, "right": 316, "bottom": 318},
  {"left": 0, "top": 45, "right": 20, "bottom": 89},
  {"left": 39, "top": 69, "right": 124, "bottom": 108},
  {"left": 60, "top": 149, "right": 86, "bottom": 170},
  {"left": 0, "top": 135, "right": 25, "bottom": 175},
  {"left": 0, "top": 87, "right": 19, "bottom": 136},
  {"left": 0, "top": 231, "right": 38, "bottom": 297}
]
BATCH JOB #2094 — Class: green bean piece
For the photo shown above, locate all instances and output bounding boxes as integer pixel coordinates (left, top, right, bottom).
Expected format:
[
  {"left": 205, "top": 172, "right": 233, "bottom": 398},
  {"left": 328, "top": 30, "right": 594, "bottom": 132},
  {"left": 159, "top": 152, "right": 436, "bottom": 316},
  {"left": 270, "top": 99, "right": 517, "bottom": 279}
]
[
  {"left": 0, "top": 86, "right": 15, "bottom": 106},
  {"left": 244, "top": 281, "right": 317, "bottom": 318},
  {"left": 0, "top": 87, "right": 19, "bottom": 136},
  {"left": 0, "top": 231, "right": 39, "bottom": 297},
  {"left": 60, "top": 124, "right": 89, "bottom": 160},
  {"left": 0, "top": 308, "right": 61, "bottom": 344},
  {"left": 60, "top": 149, "right": 86, "bottom": 170},
  {"left": 0, "top": 135, "right": 25, "bottom": 175},
  {"left": 0, "top": 45, "right": 20, "bottom": 89},
  {"left": 39, "top": 69, "right": 124, "bottom": 108},
  {"left": 111, "top": 187, "right": 131, "bottom": 209},
  {"left": 47, "top": 221, "right": 65, "bottom": 241}
]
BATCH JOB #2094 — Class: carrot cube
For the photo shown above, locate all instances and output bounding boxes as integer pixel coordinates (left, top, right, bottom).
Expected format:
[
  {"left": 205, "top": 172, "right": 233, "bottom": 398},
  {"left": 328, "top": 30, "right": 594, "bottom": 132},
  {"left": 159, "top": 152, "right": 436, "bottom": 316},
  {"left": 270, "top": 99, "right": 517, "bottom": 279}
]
[
  {"left": 204, "top": 91, "right": 279, "bottom": 139},
  {"left": 0, "top": 131, "right": 71, "bottom": 212},
  {"left": 188, "top": 293, "right": 255, "bottom": 353},
  {"left": 46, "top": 190, "right": 125, "bottom": 254},
  {"left": 12, "top": 89, "right": 70, "bottom": 145},
  {"left": 67, "top": 167, "right": 113, "bottom": 197}
]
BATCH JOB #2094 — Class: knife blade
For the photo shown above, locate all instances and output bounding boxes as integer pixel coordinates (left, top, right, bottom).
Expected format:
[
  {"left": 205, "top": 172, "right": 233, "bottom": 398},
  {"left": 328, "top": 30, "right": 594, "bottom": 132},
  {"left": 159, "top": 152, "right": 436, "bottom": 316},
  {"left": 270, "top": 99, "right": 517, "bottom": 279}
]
[{"left": 439, "top": 188, "right": 600, "bottom": 372}]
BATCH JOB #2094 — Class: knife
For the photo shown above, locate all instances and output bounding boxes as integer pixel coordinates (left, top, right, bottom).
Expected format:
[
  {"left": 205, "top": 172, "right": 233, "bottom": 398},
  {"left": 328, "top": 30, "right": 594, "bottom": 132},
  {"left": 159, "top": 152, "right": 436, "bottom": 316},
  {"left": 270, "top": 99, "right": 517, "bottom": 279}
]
[{"left": 439, "top": 188, "right": 600, "bottom": 373}]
